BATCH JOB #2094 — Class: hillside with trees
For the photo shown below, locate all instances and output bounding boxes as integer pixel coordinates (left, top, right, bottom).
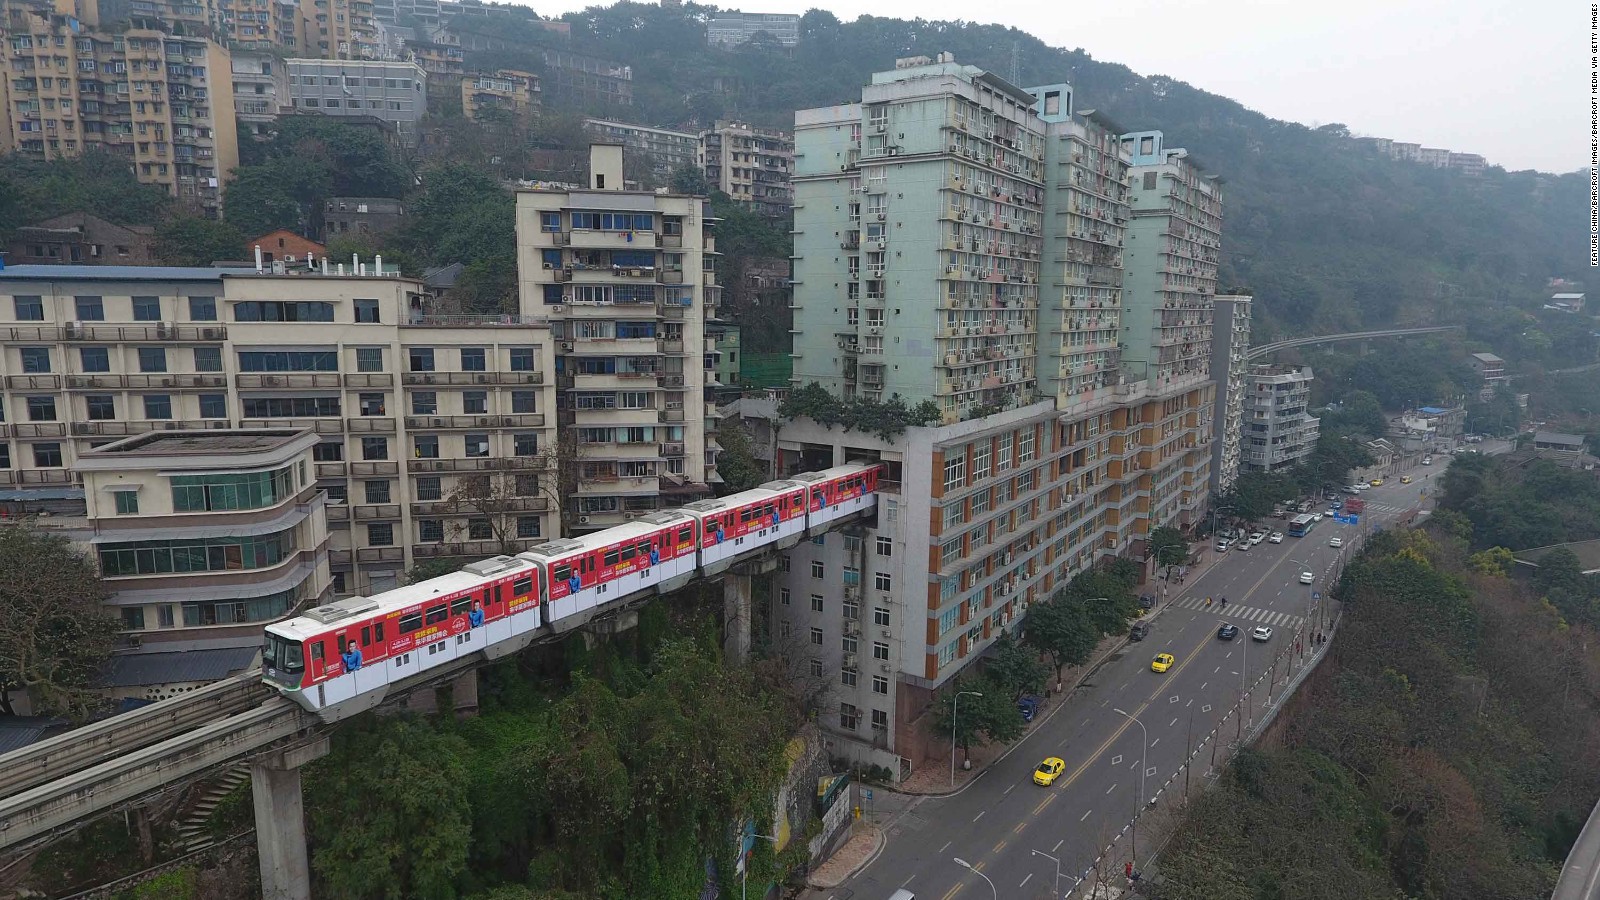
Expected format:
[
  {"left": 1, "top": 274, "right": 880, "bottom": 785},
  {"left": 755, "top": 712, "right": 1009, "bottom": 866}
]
[{"left": 1154, "top": 517, "right": 1600, "bottom": 900}]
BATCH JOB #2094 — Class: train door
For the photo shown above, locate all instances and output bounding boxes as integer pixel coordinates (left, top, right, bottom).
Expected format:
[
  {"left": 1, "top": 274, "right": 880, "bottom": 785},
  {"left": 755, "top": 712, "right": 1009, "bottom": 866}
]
[{"left": 307, "top": 639, "right": 327, "bottom": 681}]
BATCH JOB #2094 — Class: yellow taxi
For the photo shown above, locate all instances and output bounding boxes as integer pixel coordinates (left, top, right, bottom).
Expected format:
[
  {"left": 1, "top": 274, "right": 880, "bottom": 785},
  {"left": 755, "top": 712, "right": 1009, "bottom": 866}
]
[
  {"left": 1370, "top": 478, "right": 1384, "bottom": 486},
  {"left": 1033, "top": 756, "right": 1066, "bottom": 786},
  {"left": 1150, "top": 653, "right": 1176, "bottom": 673},
  {"left": 1400, "top": 475, "right": 1413, "bottom": 484}
]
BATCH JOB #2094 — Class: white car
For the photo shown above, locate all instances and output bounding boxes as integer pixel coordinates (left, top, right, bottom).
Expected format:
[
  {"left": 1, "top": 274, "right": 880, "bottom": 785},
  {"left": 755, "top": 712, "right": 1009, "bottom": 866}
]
[
  {"left": 1329, "top": 537, "right": 1345, "bottom": 548},
  {"left": 1421, "top": 456, "right": 1433, "bottom": 465},
  {"left": 1248, "top": 532, "right": 1265, "bottom": 545},
  {"left": 1268, "top": 532, "right": 1284, "bottom": 544},
  {"left": 1311, "top": 512, "right": 1324, "bottom": 522},
  {"left": 1234, "top": 539, "right": 1251, "bottom": 551},
  {"left": 1251, "top": 626, "right": 1273, "bottom": 642},
  {"left": 1299, "top": 571, "right": 1314, "bottom": 584},
  {"left": 1355, "top": 482, "right": 1371, "bottom": 490},
  {"left": 1343, "top": 485, "right": 1361, "bottom": 494},
  {"left": 1215, "top": 539, "right": 1231, "bottom": 553}
]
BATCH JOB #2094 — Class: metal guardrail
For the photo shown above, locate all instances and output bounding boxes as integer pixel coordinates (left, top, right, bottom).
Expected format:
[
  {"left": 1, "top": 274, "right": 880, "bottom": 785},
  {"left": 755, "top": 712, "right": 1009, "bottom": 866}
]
[
  {"left": 0, "top": 699, "right": 310, "bottom": 851},
  {"left": 0, "top": 674, "right": 270, "bottom": 802},
  {"left": 1246, "top": 326, "right": 1458, "bottom": 361}
]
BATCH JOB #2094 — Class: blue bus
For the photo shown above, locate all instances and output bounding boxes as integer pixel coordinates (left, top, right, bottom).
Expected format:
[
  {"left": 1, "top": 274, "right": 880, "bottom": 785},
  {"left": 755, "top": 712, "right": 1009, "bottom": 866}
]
[{"left": 1287, "top": 514, "right": 1316, "bottom": 537}]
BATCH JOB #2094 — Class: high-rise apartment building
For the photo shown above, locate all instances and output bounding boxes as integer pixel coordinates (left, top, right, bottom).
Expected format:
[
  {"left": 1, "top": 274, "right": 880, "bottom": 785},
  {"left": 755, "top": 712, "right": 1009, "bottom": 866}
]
[
  {"left": 515, "top": 144, "right": 718, "bottom": 532},
  {"left": 698, "top": 119, "right": 794, "bottom": 217},
  {"left": 584, "top": 118, "right": 698, "bottom": 181},
  {"left": 461, "top": 68, "right": 538, "bottom": 124},
  {"left": 286, "top": 57, "right": 425, "bottom": 145},
  {"left": 0, "top": 263, "right": 560, "bottom": 596},
  {"left": 782, "top": 57, "right": 1223, "bottom": 774},
  {"left": 1208, "top": 293, "right": 1251, "bottom": 495},
  {"left": 230, "top": 49, "right": 291, "bottom": 138},
  {"left": 1241, "top": 364, "right": 1319, "bottom": 473},
  {"left": 705, "top": 11, "right": 799, "bottom": 48},
  {"left": 304, "top": 0, "right": 378, "bottom": 59},
  {"left": 0, "top": 0, "right": 239, "bottom": 215}
]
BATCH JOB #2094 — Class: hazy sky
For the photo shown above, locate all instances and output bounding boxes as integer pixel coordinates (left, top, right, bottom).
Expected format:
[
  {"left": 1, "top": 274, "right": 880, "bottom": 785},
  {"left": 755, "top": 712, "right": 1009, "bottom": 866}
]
[{"left": 525, "top": 0, "right": 1581, "bottom": 173}]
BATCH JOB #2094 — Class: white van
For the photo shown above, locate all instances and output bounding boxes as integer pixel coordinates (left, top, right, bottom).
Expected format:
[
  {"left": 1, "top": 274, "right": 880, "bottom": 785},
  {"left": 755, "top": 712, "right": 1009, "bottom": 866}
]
[{"left": 889, "top": 891, "right": 917, "bottom": 900}]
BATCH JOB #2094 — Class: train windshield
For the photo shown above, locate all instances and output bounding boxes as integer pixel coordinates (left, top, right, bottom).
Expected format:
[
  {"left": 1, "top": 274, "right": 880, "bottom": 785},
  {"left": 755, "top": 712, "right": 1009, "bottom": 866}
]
[{"left": 263, "top": 633, "right": 304, "bottom": 676}]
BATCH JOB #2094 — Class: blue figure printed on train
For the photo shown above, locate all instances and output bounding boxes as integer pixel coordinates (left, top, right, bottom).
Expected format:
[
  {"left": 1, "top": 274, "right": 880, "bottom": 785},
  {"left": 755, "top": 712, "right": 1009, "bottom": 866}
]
[
  {"left": 341, "top": 644, "right": 362, "bottom": 673},
  {"left": 568, "top": 574, "right": 582, "bottom": 594},
  {"left": 468, "top": 600, "right": 485, "bottom": 628},
  {"left": 649, "top": 547, "right": 661, "bottom": 566}
]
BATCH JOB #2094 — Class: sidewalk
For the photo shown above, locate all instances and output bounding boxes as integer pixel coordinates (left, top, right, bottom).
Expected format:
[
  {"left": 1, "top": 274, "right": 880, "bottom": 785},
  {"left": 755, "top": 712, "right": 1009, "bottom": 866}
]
[
  {"left": 805, "top": 822, "right": 882, "bottom": 889},
  {"left": 891, "top": 541, "right": 1228, "bottom": 797}
]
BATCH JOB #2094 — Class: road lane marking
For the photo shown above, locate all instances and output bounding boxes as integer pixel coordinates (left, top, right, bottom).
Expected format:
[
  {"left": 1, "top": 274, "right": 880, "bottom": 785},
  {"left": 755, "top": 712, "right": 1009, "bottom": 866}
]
[
  {"left": 939, "top": 885, "right": 961, "bottom": 900},
  {"left": 1080, "top": 808, "right": 1092, "bottom": 821},
  {"left": 1053, "top": 839, "right": 1063, "bottom": 852},
  {"left": 1020, "top": 873, "right": 1033, "bottom": 888},
  {"left": 940, "top": 841, "right": 952, "bottom": 853},
  {"left": 1033, "top": 794, "right": 1056, "bottom": 815},
  {"left": 993, "top": 839, "right": 1007, "bottom": 853},
  {"left": 1151, "top": 737, "right": 1160, "bottom": 747},
  {"left": 1201, "top": 681, "right": 1208, "bottom": 689},
  {"left": 1106, "top": 782, "right": 1117, "bottom": 794},
  {"left": 1004, "top": 784, "right": 1015, "bottom": 795},
  {"left": 1013, "top": 821, "right": 1027, "bottom": 834},
  {"left": 973, "top": 810, "right": 985, "bottom": 823},
  {"left": 1169, "top": 717, "right": 1178, "bottom": 727}
]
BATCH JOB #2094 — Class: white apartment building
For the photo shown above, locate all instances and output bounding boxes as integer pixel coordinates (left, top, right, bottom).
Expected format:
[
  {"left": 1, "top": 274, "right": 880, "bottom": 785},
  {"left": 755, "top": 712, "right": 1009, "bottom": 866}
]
[
  {"left": 515, "top": 144, "right": 718, "bottom": 532},
  {"left": 0, "top": 263, "right": 559, "bottom": 596},
  {"left": 1209, "top": 294, "right": 1252, "bottom": 494},
  {"left": 698, "top": 119, "right": 794, "bottom": 217},
  {"left": 1241, "top": 364, "right": 1319, "bottom": 473},
  {"left": 286, "top": 58, "right": 427, "bottom": 145}
]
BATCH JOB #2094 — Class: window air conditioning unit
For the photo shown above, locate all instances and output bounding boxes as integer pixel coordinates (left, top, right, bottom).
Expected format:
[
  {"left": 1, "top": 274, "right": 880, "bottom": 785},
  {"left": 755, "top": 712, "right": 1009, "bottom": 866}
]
[{"left": 578, "top": 515, "right": 591, "bottom": 524}]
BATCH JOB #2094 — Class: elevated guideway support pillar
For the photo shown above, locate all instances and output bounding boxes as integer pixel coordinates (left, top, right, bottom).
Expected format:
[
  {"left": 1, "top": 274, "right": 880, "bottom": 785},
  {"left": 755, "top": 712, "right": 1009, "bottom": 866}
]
[
  {"left": 251, "top": 735, "right": 329, "bottom": 900},
  {"left": 725, "top": 554, "right": 780, "bottom": 664}
]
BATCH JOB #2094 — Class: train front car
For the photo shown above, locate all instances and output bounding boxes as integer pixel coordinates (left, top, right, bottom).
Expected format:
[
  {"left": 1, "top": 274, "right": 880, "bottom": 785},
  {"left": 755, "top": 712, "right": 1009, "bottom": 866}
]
[
  {"left": 518, "top": 510, "right": 699, "bottom": 635},
  {"left": 681, "top": 480, "right": 808, "bottom": 577},
  {"left": 795, "top": 463, "right": 882, "bottom": 531}
]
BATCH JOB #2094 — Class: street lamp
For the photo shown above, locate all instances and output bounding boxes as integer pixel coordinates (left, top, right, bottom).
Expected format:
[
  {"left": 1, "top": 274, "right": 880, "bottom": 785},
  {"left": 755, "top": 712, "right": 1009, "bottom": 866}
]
[
  {"left": 1113, "top": 708, "right": 1148, "bottom": 871},
  {"left": 953, "top": 857, "right": 998, "bottom": 900},
  {"left": 950, "top": 690, "right": 983, "bottom": 788},
  {"left": 740, "top": 832, "right": 780, "bottom": 900},
  {"left": 1209, "top": 503, "right": 1235, "bottom": 540},
  {"left": 1031, "top": 849, "right": 1062, "bottom": 899}
]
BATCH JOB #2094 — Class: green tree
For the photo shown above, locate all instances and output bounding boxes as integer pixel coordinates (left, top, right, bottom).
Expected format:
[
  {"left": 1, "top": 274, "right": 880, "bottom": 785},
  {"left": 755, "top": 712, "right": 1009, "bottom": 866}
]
[
  {"left": 1467, "top": 547, "right": 1514, "bottom": 577},
  {"left": 928, "top": 675, "right": 1024, "bottom": 764},
  {"left": 1023, "top": 596, "right": 1099, "bottom": 682},
  {"left": 984, "top": 631, "right": 1047, "bottom": 699},
  {"left": 153, "top": 216, "right": 247, "bottom": 266},
  {"left": 1149, "top": 525, "right": 1190, "bottom": 577},
  {"left": 0, "top": 526, "right": 119, "bottom": 719},
  {"left": 306, "top": 721, "right": 473, "bottom": 899},
  {"left": 668, "top": 164, "right": 710, "bottom": 195},
  {"left": 713, "top": 422, "right": 766, "bottom": 495},
  {"left": 222, "top": 165, "right": 309, "bottom": 238},
  {"left": 405, "top": 558, "right": 463, "bottom": 585}
]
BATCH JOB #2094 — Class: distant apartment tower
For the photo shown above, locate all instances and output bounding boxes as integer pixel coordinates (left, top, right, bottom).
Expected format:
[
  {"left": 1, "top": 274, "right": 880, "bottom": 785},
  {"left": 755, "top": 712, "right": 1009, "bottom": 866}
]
[
  {"left": 698, "top": 119, "right": 794, "bottom": 216},
  {"left": 372, "top": 0, "right": 440, "bottom": 26},
  {"left": 705, "top": 11, "right": 799, "bottom": 47},
  {"left": 1447, "top": 152, "right": 1485, "bottom": 176},
  {"left": 514, "top": 144, "right": 718, "bottom": 531},
  {"left": 462, "top": 69, "right": 539, "bottom": 123},
  {"left": 1241, "top": 364, "right": 1319, "bottom": 473},
  {"left": 323, "top": 196, "right": 406, "bottom": 239},
  {"left": 584, "top": 118, "right": 698, "bottom": 179},
  {"left": 1416, "top": 147, "right": 1450, "bottom": 168},
  {"left": 540, "top": 48, "right": 631, "bottom": 107},
  {"left": 5, "top": 213, "right": 158, "bottom": 266},
  {"left": 1209, "top": 294, "right": 1251, "bottom": 495},
  {"left": 781, "top": 56, "right": 1220, "bottom": 774},
  {"left": 0, "top": 264, "right": 561, "bottom": 596},
  {"left": 286, "top": 58, "right": 427, "bottom": 145},
  {"left": 0, "top": 2, "right": 239, "bottom": 215},
  {"left": 1467, "top": 351, "right": 1506, "bottom": 401},
  {"left": 305, "top": 0, "right": 379, "bottom": 59},
  {"left": 231, "top": 50, "right": 292, "bottom": 138}
]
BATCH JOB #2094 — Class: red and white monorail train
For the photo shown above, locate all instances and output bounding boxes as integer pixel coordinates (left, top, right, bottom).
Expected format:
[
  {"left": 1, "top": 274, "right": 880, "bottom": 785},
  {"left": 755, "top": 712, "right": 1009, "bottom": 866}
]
[{"left": 262, "top": 463, "right": 881, "bottom": 721}]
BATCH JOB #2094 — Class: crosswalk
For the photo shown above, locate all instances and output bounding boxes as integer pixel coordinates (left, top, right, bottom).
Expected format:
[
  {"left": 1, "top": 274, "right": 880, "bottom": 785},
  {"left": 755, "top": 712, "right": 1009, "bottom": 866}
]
[
  {"left": 1170, "top": 595, "right": 1305, "bottom": 627},
  {"left": 1356, "top": 502, "right": 1409, "bottom": 515}
]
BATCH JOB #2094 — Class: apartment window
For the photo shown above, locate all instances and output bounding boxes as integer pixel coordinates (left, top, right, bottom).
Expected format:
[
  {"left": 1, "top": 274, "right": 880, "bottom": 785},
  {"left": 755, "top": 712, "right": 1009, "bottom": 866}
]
[
  {"left": 26, "top": 396, "right": 56, "bottom": 421},
  {"left": 86, "top": 395, "right": 115, "bottom": 420},
  {"left": 360, "top": 480, "right": 390, "bottom": 504},
  {"left": 32, "top": 442, "right": 62, "bottom": 467},
  {"left": 843, "top": 599, "right": 860, "bottom": 621},
  {"left": 366, "top": 522, "right": 393, "bottom": 546},
  {"left": 19, "top": 347, "right": 50, "bottom": 373},
  {"left": 411, "top": 392, "right": 437, "bottom": 415},
  {"left": 873, "top": 641, "right": 890, "bottom": 660},
  {"left": 809, "top": 626, "right": 823, "bottom": 646},
  {"left": 313, "top": 441, "right": 344, "bottom": 462},
  {"left": 874, "top": 571, "right": 892, "bottom": 591},
  {"left": 359, "top": 393, "right": 386, "bottom": 416},
  {"left": 189, "top": 296, "right": 217, "bottom": 321},
  {"left": 876, "top": 536, "right": 892, "bottom": 556},
  {"left": 408, "top": 348, "right": 435, "bottom": 371},
  {"left": 464, "top": 434, "right": 489, "bottom": 457},
  {"left": 943, "top": 452, "right": 966, "bottom": 491},
  {"left": 516, "top": 516, "right": 541, "bottom": 539},
  {"left": 415, "top": 476, "right": 441, "bottom": 501},
  {"left": 353, "top": 299, "right": 380, "bottom": 323},
  {"left": 810, "top": 594, "right": 824, "bottom": 612},
  {"left": 122, "top": 607, "right": 145, "bottom": 630},
  {"left": 511, "top": 390, "right": 536, "bottom": 414},
  {"left": 871, "top": 709, "right": 888, "bottom": 729},
  {"left": 810, "top": 560, "right": 824, "bottom": 578},
  {"left": 113, "top": 490, "right": 139, "bottom": 515},
  {"left": 418, "top": 519, "right": 443, "bottom": 542},
  {"left": 466, "top": 519, "right": 492, "bottom": 540},
  {"left": 74, "top": 296, "right": 104, "bottom": 320},
  {"left": 872, "top": 675, "right": 889, "bottom": 695},
  {"left": 361, "top": 436, "right": 389, "bottom": 460},
  {"left": 143, "top": 395, "right": 172, "bottom": 419},
  {"left": 841, "top": 668, "right": 857, "bottom": 687},
  {"left": 874, "top": 606, "right": 891, "bottom": 627},
  {"left": 131, "top": 295, "right": 160, "bottom": 321},
  {"left": 1018, "top": 429, "right": 1035, "bottom": 463},
  {"left": 840, "top": 703, "right": 859, "bottom": 730},
  {"left": 459, "top": 348, "right": 486, "bottom": 371},
  {"left": 997, "top": 434, "right": 1013, "bottom": 471},
  {"left": 193, "top": 347, "right": 223, "bottom": 372},
  {"left": 810, "top": 659, "right": 825, "bottom": 677},
  {"left": 463, "top": 391, "right": 488, "bottom": 414},
  {"left": 779, "top": 588, "right": 791, "bottom": 605},
  {"left": 413, "top": 435, "right": 439, "bottom": 459},
  {"left": 199, "top": 394, "right": 226, "bottom": 418},
  {"left": 355, "top": 348, "right": 384, "bottom": 372},
  {"left": 513, "top": 433, "right": 538, "bottom": 456},
  {"left": 540, "top": 212, "right": 561, "bottom": 232},
  {"left": 137, "top": 347, "right": 166, "bottom": 373},
  {"left": 80, "top": 347, "right": 110, "bottom": 372},
  {"left": 971, "top": 442, "right": 991, "bottom": 479},
  {"left": 13, "top": 296, "right": 43, "bottom": 321}
]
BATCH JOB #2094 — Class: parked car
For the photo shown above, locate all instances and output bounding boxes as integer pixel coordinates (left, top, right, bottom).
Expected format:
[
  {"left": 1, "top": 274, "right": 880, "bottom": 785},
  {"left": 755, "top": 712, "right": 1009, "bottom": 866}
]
[
  {"left": 1268, "top": 532, "right": 1284, "bottom": 544},
  {"left": 1018, "top": 695, "right": 1040, "bottom": 722},
  {"left": 1422, "top": 456, "right": 1433, "bottom": 465},
  {"left": 1299, "top": 571, "right": 1315, "bottom": 585},
  {"left": 1217, "top": 623, "right": 1239, "bottom": 641},
  {"left": 1215, "top": 539, "right": 1232, "bottom": 553},
  {"left": 1129, "top": 621, "right": 1151, "bottom": 642},
  {"left": 1248, "top": 531, "right": 1266, "bottom": 545},
  {"left": 1251, "top": 626, "right": 1273, "bottom": 642},
  {"left": 1139, "top": 594, "right": 1156, "bottom": 610},
  {"left": 1234, "top": 539, "right": 1251, "bottom": 552}
]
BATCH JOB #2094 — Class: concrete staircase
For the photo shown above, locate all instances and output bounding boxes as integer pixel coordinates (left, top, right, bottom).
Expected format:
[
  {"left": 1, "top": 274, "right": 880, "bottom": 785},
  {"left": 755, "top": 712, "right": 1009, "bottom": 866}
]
[{"left": 173, "top": 766, "right": 249, "bottom": 854}]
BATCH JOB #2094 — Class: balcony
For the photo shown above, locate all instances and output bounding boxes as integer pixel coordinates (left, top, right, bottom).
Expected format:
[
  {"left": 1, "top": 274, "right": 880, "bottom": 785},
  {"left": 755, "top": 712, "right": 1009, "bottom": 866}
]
[
  {"left": 564, "top": 229, "right": 656, "bottom": 251},
  {"left": 5, "top": 374, "right": 59, "bottom": 390},
  {"left": 409, "top": 496, "right": 548, "bottom": 515},
  {"left": 343, "top": 373, "right": 394, "bottom": 388},
  {"left": 352, "top": 503, "right": 402, "bottom": 520},
  {"left": 406, "top": 456, "right": 545, "bottom": 474},
  {"left": 402, "top": 414, "right": 545, "bottom": 430},
  {"left": 400, "top": 371, "right": 544, "bottom": 386},
  {"left": 238, "top": 418, "right": 343, "bottom": 433},
  {"left": 314, "top": 462, "right": 348, "bottom": 478},
  {"left": 657, "top": 408, "right": 685, "bottom": 423},
  {"left": 346, "top": 417, "right": 396, "bottom": 433},
  {"left": 412, "top": 538, "right": 541, "bottom": 559},
  {"left": 236, "top": 373, "right": 341, "bottom": 389},
  {"left": 14, "top": 423, "right": 67, "bottom": 438},
  {"left": 354, "top": 547, "right": 405, "bottom": 564},
  {"left": 61, "top": 324, "right": 227, "bottom": 342},
  {"left": 350, "top": 461, "right": 399, "bottom": 476}
]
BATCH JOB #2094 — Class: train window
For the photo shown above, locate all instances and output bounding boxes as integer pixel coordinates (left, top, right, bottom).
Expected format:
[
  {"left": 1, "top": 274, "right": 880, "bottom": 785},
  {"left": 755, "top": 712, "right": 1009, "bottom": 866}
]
[
  {"left": 493, "top": 584, "right": 502, "bottom": 605},
  {"left": 310, "top": 641, "right": 324, "bottom": 662},
  {"left": 361, "top": 626, "right": 371, "bottom": 646},
  {"left": 553, "top": 564, "right": 571, "bottom": 583},
  {"left": 619, "top": 545, "right": 635, "bottom": 562},
  {"left": 337, "top": 635, "right": 348, "bottom": 653},
  {"left": 678, "top": 526, "right": 691, "bottom": 544},
  {"left": 451, "top": 597, "right": 471, "bottom": 617},
  {"left": 514, "top": 576, "right": 532, "bottom": 595},
  {"left": 400, "top": 612, "right": 423, "bottom": 633},
  {"left": 604, "top": 548, "right": 620, "bottom": 567},
  {"left": 638, "top": 541, "right": 652, "bottom": 556},
  {"left": 375, "top": 622, "right": 385, "bottom": 643},
  {"left": 425, "top": 604, "right": 449, "bottom": 625}
]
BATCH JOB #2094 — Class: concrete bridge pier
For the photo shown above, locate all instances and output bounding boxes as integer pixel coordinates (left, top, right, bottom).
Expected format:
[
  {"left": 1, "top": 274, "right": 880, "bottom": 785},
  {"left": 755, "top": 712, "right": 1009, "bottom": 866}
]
[
  {"left": 251, "top": 735, "right": 330, "bottom": 900},
  {"left": 723, "top": 573, "right": 753, "bottom": 664}
]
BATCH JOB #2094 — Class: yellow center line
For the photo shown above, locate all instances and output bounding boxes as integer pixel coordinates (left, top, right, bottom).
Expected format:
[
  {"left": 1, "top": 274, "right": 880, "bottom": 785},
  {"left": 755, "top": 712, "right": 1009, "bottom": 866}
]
[
  {"left": 1033, "top": 792, "right": 1057, "bottom": 815},
  {"left": 1013, "top": 821, "right": 1028, "bottom": 834},
  {"left": 992, "top": 838, "right": 1008, "bottom": 853},
  {"left": 940, "top": 885, "right": 962, "bottom": 900}
]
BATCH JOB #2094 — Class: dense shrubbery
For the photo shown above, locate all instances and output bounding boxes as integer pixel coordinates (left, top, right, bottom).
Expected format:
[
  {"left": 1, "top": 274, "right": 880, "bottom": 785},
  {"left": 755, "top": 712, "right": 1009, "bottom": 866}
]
[{"left": 780, "top": 382, "right": 943, "bottom": 439}]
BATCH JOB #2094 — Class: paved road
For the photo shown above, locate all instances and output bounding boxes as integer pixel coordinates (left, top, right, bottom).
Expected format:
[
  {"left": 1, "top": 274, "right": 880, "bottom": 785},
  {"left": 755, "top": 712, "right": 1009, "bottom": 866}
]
[{"left": 809, "top": 468, "right": 1447, "bottom": 900}]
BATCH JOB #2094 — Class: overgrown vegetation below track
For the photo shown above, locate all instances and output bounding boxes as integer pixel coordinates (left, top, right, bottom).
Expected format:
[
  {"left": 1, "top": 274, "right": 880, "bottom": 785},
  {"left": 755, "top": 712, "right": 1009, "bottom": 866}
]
[{"left": 1154, "top": 517, "right": 1600, "bottom": 899}]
